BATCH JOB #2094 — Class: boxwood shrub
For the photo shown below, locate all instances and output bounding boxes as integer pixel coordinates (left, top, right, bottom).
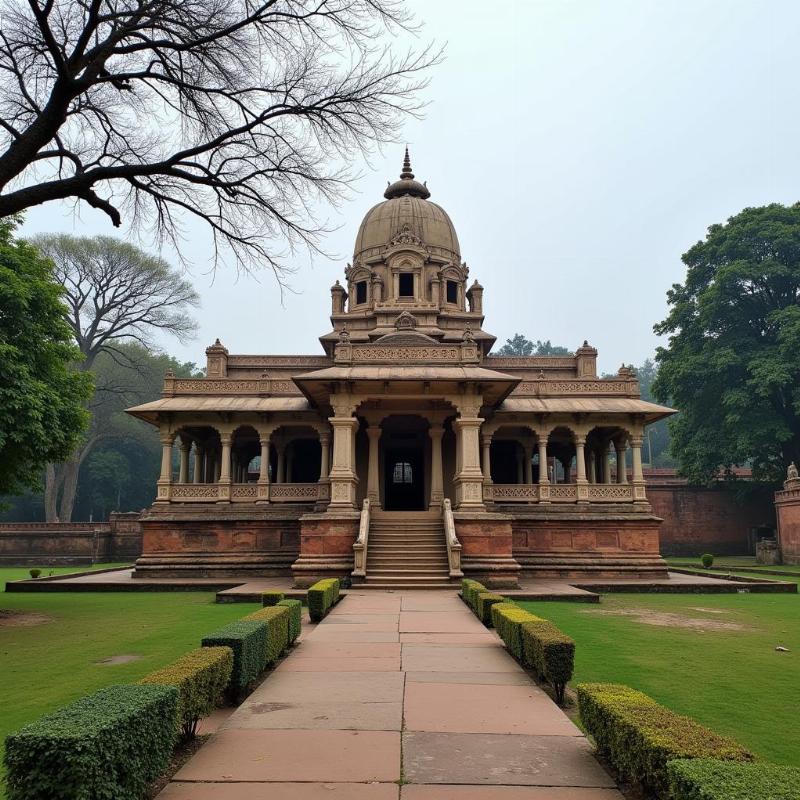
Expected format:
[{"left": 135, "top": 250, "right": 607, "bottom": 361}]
[
  {"left": 202, "top": 619, "right": 267, "bottom": 696},
  {"left": 243, "top": 605, "right": 290, "bottom": 666},
  {"left": 307, "top": 577, "right": 341, "bottom": 623},
  {"left": 491, "top": 602, "right": 545, "bottom": 660},
  {"left": 4, "top": 684, "right": 178, "bottom": 800},
  {"left": 139, "top": 646, "right": 233, "bottom": 739},
  {"left": 520, "top": 620, "right": 574, "bottom": 705},
  {"left": 475, "top": 591, "right": 505, "bottom": 626},
  {"left": 576, "top": 683, "right": 753, "bottom": 797},
  {"left": 278, "top": 598, "right": 302, "bottom": 644},
  {"left": 261, "top": 591, "right": 285, "bottom": 606},
  {"left": 667, "top": 758, "right": 800, "bottom": 800},
  {"left": 461, "top": 578, "right": 487, "bottom": 611}
]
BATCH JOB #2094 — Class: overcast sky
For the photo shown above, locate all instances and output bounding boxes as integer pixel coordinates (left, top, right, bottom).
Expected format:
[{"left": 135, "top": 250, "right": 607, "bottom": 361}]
[{"left": 20, "top": 0, "right": 800, "bottom": 375}]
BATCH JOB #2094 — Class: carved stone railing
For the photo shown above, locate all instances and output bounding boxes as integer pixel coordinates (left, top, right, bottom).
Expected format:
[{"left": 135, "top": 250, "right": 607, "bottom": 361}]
[
  {"left": 166, "top": 482, "right": 319, "bottom": 503},
  {"left": 442, "top": 498, "right": 463, "bottom": 578},
  {"left": 587, "top": 485, "right": 635, "bottom": 502},
  {"left": 168, "top": 484, "right": 222, "bottom": 502},
  {"left": 162, "top": 376, "right": 302, "bottom": 396},
  {"left": 269, "top": 483, "right": 320, "bottom": 503},
  {"left": 231, "top": 484, "right": 258, "bottom": 501},
  {"left": 352, "top": 498, "right": 370, "bottom": 578},
  {"left": 511, "top": 379, "right": 639, "bottom": 397},
  {"left": 490, "top": 485, "right": 540, "bottom": 503},
  {"left": 550, "top": 485, "right": 578, "bottom": 502}
]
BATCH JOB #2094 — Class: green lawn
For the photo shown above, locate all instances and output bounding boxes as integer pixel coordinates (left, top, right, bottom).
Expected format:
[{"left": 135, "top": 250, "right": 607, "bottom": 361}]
[
  {"left": 0, "top": 567, "right": 257, "bottom": 798},
  {"left": 519, "top": 591, "right": 800, "bottom": 767}
]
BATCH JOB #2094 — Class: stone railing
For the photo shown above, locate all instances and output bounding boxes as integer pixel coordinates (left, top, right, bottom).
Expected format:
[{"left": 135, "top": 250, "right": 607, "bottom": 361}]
[
  {"left": 442, "top": 498, "right": 463, "bottom": 578},
  {"left": 352, "top": 498, "right": 370, "bottom": 578},
  {"left": 511, "top": 378, "right": 640, "bottom": 397},
  {"left": 162, "top": 376, "right": 302, "bottom": 396},
  {"left": 487, "top": 483, "right": 636, "bottom": 504},
  {"left": 166, "top": 482, "right": 321, "bottom": 503}
]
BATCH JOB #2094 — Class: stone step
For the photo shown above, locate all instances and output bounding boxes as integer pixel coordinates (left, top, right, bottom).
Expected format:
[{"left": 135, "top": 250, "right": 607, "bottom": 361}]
[{"left": 356, "top": 582, "right": 457, "bottom": 590}]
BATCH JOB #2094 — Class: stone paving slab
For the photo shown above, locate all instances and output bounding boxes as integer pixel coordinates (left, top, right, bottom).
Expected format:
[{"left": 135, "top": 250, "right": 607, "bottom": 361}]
[
  {"left": 304, "top": 628, "right": 400, "bottom": 642},
  {"left": 161, "top": 783, "right": 399, "bottom": 800},
  {"left": 402, "top": 732, "right": 617, "bottom": 787},
  {"left": 225, "top": 699, "right": 402, "bottom": 730},
  {"left": 404, "top": 671, "right": 533, "bottom": 685},
  {"left": 245, "top": 671, "right": 404, "bottom": 703},
  {"left": 401, "top": 643, "right": 520, "bottom": 672},
  {"left": 404, "top": 682, "right": 581, "bottom": 736},
  {"left": 293, "top": 641, "right": 401, "bottom": 658},
  {"left": 274, "top": 656, "right": 400, "bottom": 672},
  {"left": 401, "top": 787, "right": 623, "bottom": 799},
  {"left": 173, "top": 729, "right": 400, "bottom": 783},
  {"left": 400, "top": 632, "right": 498, "bottom": 644},
  {"left": 399, "top": 611, "right": 489, "bottom": 633}
]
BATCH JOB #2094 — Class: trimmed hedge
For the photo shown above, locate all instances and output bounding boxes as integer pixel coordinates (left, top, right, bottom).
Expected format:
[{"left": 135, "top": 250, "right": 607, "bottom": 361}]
[
  {"left": 139, "top": 646, "right": 233, "bottom": 738},
  {"left": 520, "top": 621, "right": 574, "bottom": 705},
  {"left": 278, "top": 598, "right": 302, "bottom": 644},
  {"left": 667, "top": 758, "right": 800, "bottom": 800},
  {"left": 4, "top": 684, "right": 178, "bottom": 800},
  {"left": 243, "top": 605, "right": 290, "bottom": 666},
  {"left": 577, "top": 683, "right": 753, "bottom": 796},
  {"left": 202, "top": 620, "right": 267, "bottom": 694},
  {"left": 461, "top": 578, "right": 487, "bottom": 611},
  {"left": 261, "top": 591, "right": 285, "bottom": 606},
  {"left": 491, "top": 602, "right": 545, "bottom": 660},
  {"left": 475, "top": 591, "right": 505, "bottom": 626},
  {"left": 307, "top": 578, "right": 340, "bottom": 623}
]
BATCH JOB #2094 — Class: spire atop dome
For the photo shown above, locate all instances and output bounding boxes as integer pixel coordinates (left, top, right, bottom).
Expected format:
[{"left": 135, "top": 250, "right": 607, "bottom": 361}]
[
  {"left": 384, "top": 147, "right": 431, "bottom": 200},
  {"left": 400, "top": 146, "right": 414, "bottom": 180}
]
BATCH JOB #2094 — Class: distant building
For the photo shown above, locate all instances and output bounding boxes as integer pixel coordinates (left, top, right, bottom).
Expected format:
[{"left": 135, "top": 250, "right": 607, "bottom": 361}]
[{"left": 128, "top": 152, "right": 674, "bottom": 587}]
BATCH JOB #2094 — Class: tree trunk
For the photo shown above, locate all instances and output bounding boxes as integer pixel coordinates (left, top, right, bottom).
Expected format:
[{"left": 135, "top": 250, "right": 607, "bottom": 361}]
[
  {"left": 58, "top": 457, "right": 82, "bottom": 522},
  {"left": 44, "top": 463, "right": 61, "bottom": 522}
]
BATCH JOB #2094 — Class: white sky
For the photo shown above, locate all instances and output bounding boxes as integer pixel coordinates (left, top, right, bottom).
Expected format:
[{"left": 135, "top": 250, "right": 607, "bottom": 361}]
[{"left": 20, "top": 0, "right": 800, "bottom": 375}]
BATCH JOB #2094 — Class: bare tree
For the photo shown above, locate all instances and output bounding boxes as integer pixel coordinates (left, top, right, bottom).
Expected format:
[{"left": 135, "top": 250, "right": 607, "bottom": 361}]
[
  {"left": 33, "top": 233, "right": 199, "bottom": 520},
  {"left": 0, "top": 0, "right": 438, "bottom": 277}
]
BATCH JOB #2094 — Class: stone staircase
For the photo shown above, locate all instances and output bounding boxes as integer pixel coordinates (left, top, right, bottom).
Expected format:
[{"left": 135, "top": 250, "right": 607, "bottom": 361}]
[{"left": 359, "top": 510, "right": 457, "bottom": 589}]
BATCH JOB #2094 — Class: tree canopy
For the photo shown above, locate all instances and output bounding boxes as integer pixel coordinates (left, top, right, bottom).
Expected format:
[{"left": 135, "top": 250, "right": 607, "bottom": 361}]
[
  {"left": 493, "top": 334, "right": 572, "bottom": 357},
  {"left": 0, "top": 219, "right": 92, "bottom": 499},
  {"left": 0, "top": 0, "right": 438, "bottom": 276},
  {"left": 653, "top": 203, "right": 800, "bottom": 484}
]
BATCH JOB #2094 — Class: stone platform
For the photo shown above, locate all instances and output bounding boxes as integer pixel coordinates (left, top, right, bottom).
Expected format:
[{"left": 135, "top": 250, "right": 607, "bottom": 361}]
[
  {"left": 5, "top": 567, "right": 796, "bottom": 600},
  {"left": 156, "top": 591, "right": 624, "bottom": 799}
]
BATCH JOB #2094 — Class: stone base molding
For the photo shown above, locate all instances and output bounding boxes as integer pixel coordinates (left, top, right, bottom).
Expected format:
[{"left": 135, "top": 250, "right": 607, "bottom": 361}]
[
  {"left": 291, "top": 510, "right": 360, "bottom": 586},
  {"left": 776, "top": 478, "right": 800, "bottom": 564},
  {"left": 453, "top": 512, "right": 521, "bottom": 588}
]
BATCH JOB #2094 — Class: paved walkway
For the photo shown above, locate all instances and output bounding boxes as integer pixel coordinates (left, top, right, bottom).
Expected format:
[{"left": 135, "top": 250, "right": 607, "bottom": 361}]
[{"left": 158, "top": 591, "right": 622, "bottom": 799}]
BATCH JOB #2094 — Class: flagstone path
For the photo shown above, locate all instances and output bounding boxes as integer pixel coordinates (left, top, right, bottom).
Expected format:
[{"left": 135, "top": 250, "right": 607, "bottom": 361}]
[{"left": 158, "top": 591, "right": 623, "bottom": 799}]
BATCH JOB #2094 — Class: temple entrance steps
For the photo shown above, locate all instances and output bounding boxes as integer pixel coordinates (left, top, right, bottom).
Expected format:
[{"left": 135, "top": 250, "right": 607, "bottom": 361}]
[{"left": 359, "top": 510, "right": 458, "bottom": 589}]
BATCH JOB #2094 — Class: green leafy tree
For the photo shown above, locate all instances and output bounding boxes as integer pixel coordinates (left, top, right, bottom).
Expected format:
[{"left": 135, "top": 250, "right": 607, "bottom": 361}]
[
  {"left": 493, "top": 334, "right": 572, "bottom": 356},
  {"left": 653, "top": 203, "right": 800, "bottom": 483},
  {"left": 0, "top": 219, "right": 92, "bottom": 499}
]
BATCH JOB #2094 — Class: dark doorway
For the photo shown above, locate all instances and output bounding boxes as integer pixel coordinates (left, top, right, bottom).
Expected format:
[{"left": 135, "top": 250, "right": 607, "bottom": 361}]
[{"left": 384, "top": 446, "right": 425, "bottom": 510}]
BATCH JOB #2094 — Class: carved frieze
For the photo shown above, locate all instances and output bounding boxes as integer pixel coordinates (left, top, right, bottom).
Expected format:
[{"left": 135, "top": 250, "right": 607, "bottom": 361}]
[{"left": 350, "top": 346, "right": 460, "bottom": 362}]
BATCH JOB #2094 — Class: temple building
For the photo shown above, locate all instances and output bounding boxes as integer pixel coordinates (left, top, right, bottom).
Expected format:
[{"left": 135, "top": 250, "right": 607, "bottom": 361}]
[{"left": 128, "top": 151, "right": 674, "bottom": 588}]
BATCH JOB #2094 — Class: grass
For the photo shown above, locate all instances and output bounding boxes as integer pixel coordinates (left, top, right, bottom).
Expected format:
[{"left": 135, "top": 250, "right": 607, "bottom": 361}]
[
  {"left": 0, "top": 565, "right": 257, "bottom": 798},
  {"left": 518, "top": 590, "right": 800, "bottom": 767},
  {"left": 1, "top": 563, "right": 131, "bottom": 585}
]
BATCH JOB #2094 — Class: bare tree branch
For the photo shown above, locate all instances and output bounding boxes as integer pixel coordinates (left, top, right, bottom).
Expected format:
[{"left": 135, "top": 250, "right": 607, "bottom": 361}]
[{"left": 0, "top": 0, "right": 440, "bottom": 275}]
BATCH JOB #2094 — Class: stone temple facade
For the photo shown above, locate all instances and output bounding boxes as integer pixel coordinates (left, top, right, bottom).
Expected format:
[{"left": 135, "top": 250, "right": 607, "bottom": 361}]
[{"left": 128, "top": 152, "right": 674, "bottom": 588}]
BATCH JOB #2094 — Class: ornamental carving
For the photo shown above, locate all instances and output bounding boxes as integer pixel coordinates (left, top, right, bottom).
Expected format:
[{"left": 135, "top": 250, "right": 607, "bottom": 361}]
[
  {"left": 387, "top": 223, "right": 425, "bottom": 250},
  {"left": 351, "top": 346, "right": 460, "bottom": 362},
  {"left": 171, "top": 485, "right": 220, "bottom": 499},
  {"left": 587, "top": 485, "right": 634, "bottom": 501},
  {"left": 271, "top": 484, "right": 318, "bottom": 500},
  {"left": 512, "top": 380, "right": 630, "bottom": 395},
  {"left": 174, "top": 379, "right": 264, "bottom": 393},
  {"left": 231, "top": 485, "right": 258, "bottom": 498},
  {"left": 550, "top": 485, "right": 578, "bottom": 500},
  {"left": 493, "top": 485, "right": 539, "bottom": 500}
]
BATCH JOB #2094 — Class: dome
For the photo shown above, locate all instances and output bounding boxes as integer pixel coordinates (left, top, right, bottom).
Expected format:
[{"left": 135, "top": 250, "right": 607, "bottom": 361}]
[{"left": 353, "top": 149, "right": 460, "bottom": 264}]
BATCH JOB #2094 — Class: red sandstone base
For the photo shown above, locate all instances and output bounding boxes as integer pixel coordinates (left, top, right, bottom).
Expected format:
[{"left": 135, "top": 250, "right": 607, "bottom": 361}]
[{"left": 776, "top": 483, "right": 800, "bottom": 564}]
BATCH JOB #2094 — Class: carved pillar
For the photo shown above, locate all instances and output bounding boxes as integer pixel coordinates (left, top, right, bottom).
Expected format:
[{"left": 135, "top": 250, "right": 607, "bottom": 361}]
[
  {"left": 178, "top": 437, "right": 190, "bottom": 483},
  {"left": 481, "top": 432, "right": 493, "bottom": 485},
  {"left": 537, "top": 432, "right": 550, "bottom": 485},
  {"left": 631, "top": 435, "right": 647, "bottom": 502},
  {"left": 523, "top": 440, "right": 534, "bottom": 485},
  {"left": 276, "top": 440, "right": 286, "bottom": 484},
  {"left": 575, "top": 435, "right": 589, "bottom": 503},
  {"left": 588, "top": 450, "right": 597, "bottom": 484},
  {"left": 328, "top": 398, "right": 359, "bottom": 509},
  {"left": 156, "top": 429, "right": 175, "bottom": 502},
  {"left": 319, "top": 429, "right": 331, "bottom": 480},
  {"left": 256, "top": 427, "right": 274, "bottom": 503},
  {"left": 615, "top": 437, "right": 628, "bottom": 484},
  {"left": 603, "top": 443, "right": 614, "bottom": 485},
  {"left": 366, "top": 424, "right": 382, "bottom": 508},
  {"left": 192, "top": 443, "right": 203, "bottom": 484},
  {"left": 218, "top": 432, "right": 232, "bottom": 502},
  {"left": 429, "top": 422, "right": 445, "bottom": 509},
  {"left": 453, "top": 396, "right": 485, "bottom": 510}
]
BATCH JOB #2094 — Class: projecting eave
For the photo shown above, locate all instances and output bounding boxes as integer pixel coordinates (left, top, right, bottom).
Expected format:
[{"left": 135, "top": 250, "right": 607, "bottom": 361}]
[
  {"left": 497, "top": 397, "right": 676, "bottom": 423},
  {"left": 126, "top": 396, "right": 312, "bottom": 424},
  {"left": 293, "top": 365, "right": 520, "bottom": 409}
]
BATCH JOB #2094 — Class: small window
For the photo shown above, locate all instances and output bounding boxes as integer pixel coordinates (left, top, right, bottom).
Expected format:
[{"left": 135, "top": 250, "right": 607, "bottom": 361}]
[
  {"left": 355, "top": 280, "right": 367, "bottom": 305},
  {"left": 398, "top": 273, "right": 414, "bottom": 297},
  {"left": 392, "top": 461, "right": 413, "bottom": 484},
  {"left": 446, "top": 280, "right": 458, "bottom": 304}
]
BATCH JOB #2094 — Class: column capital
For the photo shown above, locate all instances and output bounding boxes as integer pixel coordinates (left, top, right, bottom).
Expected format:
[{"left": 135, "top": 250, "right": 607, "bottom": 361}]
[
  {"left": 159, "top": 431, "right": 176, "bottom": 446},
  {"left": 630, "top": 436, "right": 644, "bottom": 447},
  {"left": 428, "top": 424, "right": 445, "bottom": 441},
  {"left": 366, "top": 425, "right": 383, "bottom": 440},
  {"left": 257, "top": 425, "right": 277, "bottom": 444}
]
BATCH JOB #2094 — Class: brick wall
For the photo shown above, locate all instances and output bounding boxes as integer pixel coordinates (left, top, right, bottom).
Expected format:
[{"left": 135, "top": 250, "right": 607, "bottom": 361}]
[{"left": 647, "top": 478, "right": 775, "bottom": 556}]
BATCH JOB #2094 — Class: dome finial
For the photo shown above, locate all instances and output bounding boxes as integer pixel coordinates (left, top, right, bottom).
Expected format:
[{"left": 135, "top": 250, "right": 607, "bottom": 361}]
[{"left": 400, "top": 146, "right": 414, "bottom": 180}]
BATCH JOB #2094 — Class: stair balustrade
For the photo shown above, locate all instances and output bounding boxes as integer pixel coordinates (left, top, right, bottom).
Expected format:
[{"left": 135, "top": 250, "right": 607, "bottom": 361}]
[
  {"left": 352, "top": 498, "right": 370, "bottom": 577},
  {"left": 442, "top": 499, "right": 464, "bottom": 578}
]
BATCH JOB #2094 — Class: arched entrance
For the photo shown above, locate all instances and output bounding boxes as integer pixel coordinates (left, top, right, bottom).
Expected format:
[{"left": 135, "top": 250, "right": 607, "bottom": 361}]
[{"left": 381, "top": 415, "right": 428, "bottom": 511}]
